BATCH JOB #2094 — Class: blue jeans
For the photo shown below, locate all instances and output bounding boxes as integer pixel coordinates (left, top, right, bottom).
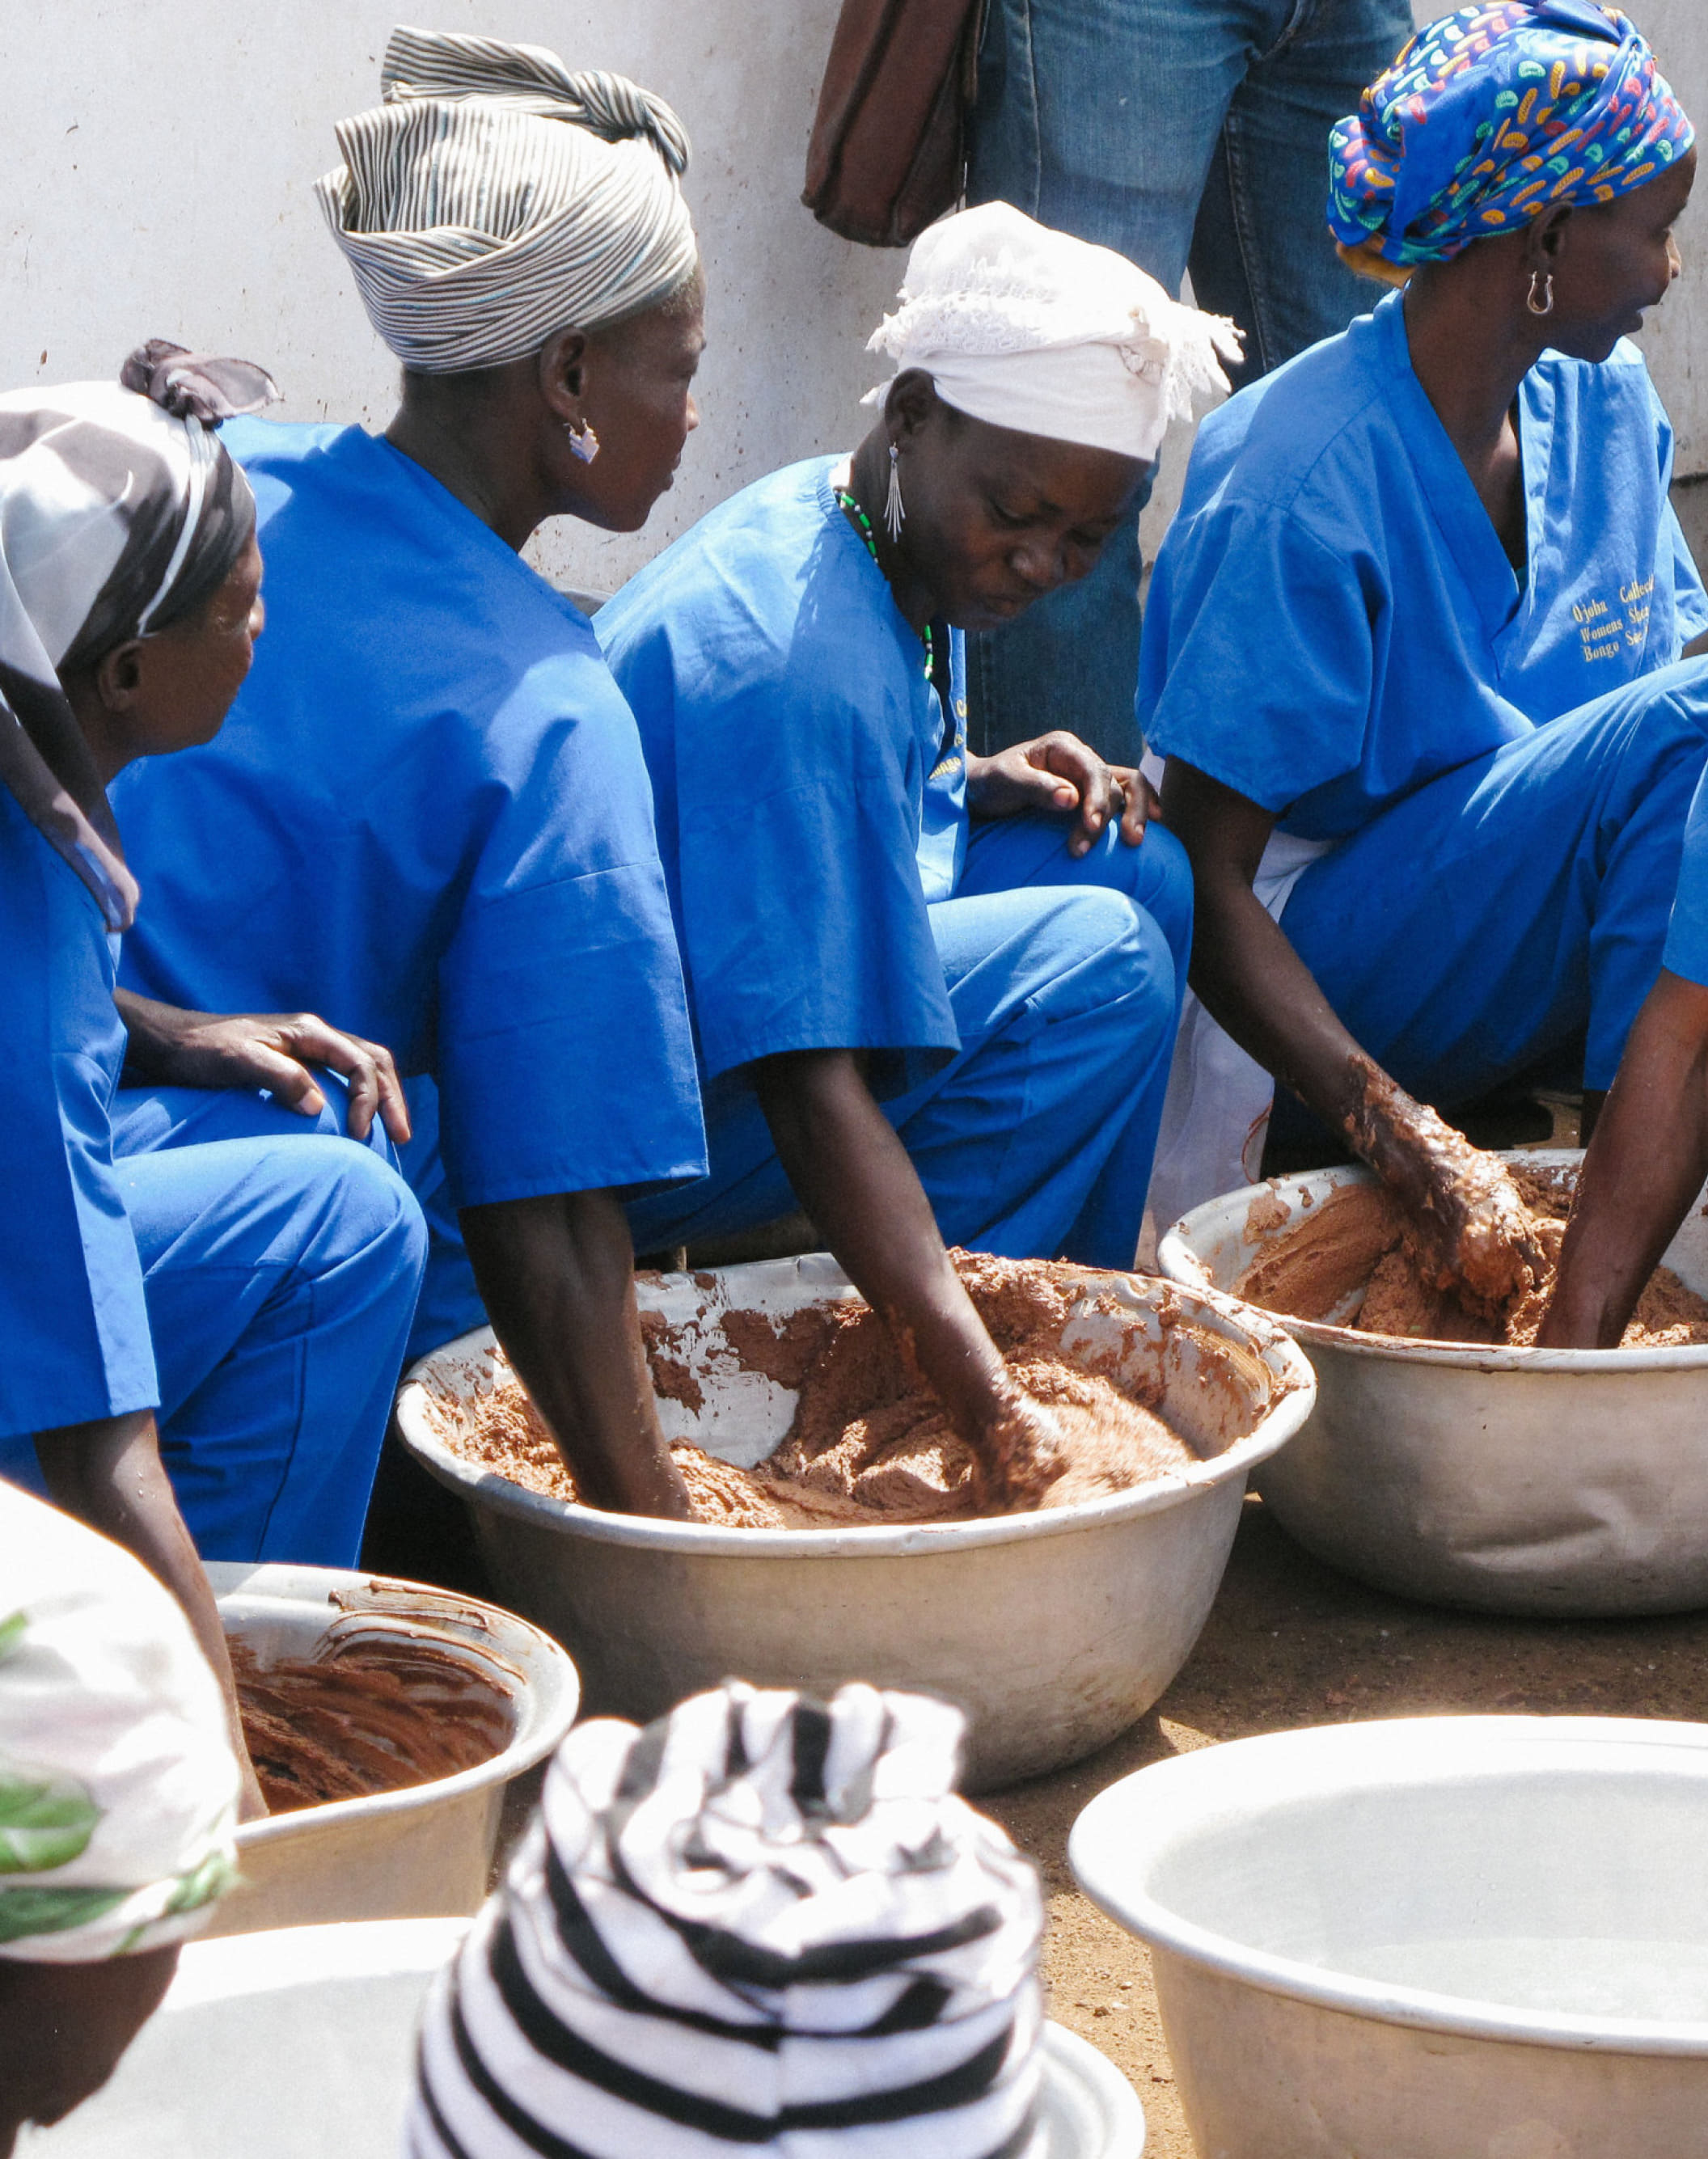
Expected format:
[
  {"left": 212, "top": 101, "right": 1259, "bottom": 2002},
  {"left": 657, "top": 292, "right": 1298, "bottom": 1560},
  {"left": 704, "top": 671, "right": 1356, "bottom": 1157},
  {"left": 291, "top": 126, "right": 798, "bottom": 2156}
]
[{"left": 965, "top": 0, "right": 1415, "bottom": 763}]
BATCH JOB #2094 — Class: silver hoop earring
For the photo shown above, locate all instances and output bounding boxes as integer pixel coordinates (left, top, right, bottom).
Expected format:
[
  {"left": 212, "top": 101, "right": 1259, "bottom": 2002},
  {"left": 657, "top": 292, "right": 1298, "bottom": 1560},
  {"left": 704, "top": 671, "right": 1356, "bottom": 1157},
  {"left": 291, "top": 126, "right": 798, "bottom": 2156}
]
[
  {"left": 565, "top": 419, "right": 601, "bottom": 463},
  {"left": 1526, "top": 269, "right": 1555, "bottom": 319},
  {"left": 884, "top": 441, "right": 905, "bottom": 543}
]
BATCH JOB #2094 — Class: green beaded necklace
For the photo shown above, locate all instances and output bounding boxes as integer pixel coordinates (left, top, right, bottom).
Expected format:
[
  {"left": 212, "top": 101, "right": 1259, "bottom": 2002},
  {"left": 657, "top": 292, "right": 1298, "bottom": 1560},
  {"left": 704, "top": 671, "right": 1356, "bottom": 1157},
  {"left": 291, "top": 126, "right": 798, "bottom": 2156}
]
[{"left": 835, "top": 484, "right": 936, "bottom": 683}]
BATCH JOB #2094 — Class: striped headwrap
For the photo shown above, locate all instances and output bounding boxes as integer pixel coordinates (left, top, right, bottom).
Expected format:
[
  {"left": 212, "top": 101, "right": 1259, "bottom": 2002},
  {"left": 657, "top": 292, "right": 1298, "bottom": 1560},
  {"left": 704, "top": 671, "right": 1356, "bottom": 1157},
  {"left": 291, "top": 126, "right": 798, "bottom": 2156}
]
[
  {"left": 317, "top": 26, "right": 699, "bottom": 374},
  {"left": 0, "top": 347, "right": 273, "bottom": 931},
  {"left": 407, "top": 1681, "right": 1046, "bottom": 2159},
  {"left": 0, "top": 1482, "right": 238, "bottom": 1963},
  {"left": 1328, "top": 0, "right": 1693, "bottom": 270}
]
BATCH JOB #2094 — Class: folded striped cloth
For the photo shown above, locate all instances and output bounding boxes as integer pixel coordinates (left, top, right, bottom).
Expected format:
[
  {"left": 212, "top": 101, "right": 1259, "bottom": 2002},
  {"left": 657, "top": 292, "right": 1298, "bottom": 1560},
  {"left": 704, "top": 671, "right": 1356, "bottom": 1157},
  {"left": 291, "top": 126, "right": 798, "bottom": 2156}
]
[{"left": 406, "top": 1681, "right": 1046, "bottom": 2158}]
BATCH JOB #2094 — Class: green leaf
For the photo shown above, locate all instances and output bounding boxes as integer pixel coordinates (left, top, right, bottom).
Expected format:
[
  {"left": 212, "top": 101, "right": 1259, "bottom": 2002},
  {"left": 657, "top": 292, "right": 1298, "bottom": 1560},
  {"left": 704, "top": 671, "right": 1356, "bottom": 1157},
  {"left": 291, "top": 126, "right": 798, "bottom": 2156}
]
[
  {"left": 0, "top": 1611, "right": 26, "bottom": 1664},
  {"left": 0, "top": 1882, "right": 127, "bottom": 1943},
  {"left": 0, "top": 1770, "right": 100, "bottom": 1872}
]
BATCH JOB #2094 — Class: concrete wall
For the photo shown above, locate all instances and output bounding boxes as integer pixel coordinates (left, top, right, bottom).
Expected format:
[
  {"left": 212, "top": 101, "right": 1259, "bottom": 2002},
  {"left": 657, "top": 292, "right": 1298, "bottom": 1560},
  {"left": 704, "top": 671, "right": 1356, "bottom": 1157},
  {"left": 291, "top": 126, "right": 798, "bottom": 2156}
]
[
  {"left": 1, "top": 1, "right": 1703, "bottom": 595},
  {"left": 0, "top": 0, "right": 898, "bottom": 595}
]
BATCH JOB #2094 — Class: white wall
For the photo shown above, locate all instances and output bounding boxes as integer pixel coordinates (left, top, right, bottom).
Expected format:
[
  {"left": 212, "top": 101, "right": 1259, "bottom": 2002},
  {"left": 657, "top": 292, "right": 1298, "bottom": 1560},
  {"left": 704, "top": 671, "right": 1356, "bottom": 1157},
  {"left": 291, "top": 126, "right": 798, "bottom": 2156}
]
[
  {"left": 0, "top": 0, "right": 898, "bottom": 595},
  {"left": 2, "top": 0, "right": 1703, "bottom": 599}
]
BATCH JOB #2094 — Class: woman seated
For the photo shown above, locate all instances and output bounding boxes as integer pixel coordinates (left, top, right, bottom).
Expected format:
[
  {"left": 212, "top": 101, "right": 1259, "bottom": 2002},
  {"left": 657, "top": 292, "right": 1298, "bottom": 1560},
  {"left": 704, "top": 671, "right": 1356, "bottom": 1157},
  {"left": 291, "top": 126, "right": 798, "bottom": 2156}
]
[
  {"left": 0, "top": 357, "right": 429, "bottom": 1801},
  {"left": 599, "top": 202, "right": 1236, "bottom": 1467},
  {"left": 113, "top": 30, "right": 712, "bottom": 1519},
  {"left": 1139, "top": 0, "right": 1705, "bottom": 1292}
]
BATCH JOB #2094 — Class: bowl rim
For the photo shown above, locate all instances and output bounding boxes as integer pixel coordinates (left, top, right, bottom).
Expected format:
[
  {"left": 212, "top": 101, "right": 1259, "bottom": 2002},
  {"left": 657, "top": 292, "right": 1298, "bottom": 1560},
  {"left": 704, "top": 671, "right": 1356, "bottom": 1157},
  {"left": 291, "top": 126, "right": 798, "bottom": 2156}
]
[
  {"left": 392, "top": 1274, "right": 1317, "bottom": 1557},
  {"left": 1159, "top": 1151, "right": 1708, "bottom": 1373},
  {"left": 208, "top": 1561, "right": 581, "bottom": 1845},
  {"left": 1068, "top": 1713, "right": 1708, "bottom": 2056}
]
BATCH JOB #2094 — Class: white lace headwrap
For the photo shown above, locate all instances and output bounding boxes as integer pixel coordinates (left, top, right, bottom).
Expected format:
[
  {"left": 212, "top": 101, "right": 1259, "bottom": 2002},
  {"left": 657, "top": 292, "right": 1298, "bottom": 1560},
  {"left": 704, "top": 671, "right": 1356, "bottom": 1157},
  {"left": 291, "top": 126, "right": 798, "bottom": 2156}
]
[
  {"left": 318, "top": 26, "right": 698, "bottom": 374},
  {"left": 865, "top": 201, "right": 1242, "bottom": 463}
]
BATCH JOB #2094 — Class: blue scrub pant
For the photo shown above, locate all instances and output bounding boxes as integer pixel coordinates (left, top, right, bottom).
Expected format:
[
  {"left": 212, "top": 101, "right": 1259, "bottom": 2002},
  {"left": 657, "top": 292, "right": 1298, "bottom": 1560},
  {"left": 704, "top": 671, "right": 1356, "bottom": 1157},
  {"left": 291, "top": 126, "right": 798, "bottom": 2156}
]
[
  {"left": 1278, "top": 661, "right": 1708, "bottom": 1112},
  {"left": 0, "top": 1084, "right": 428, "bottom": 1568},
  {"left": 624, "top": 816, "right": 1193, "bottom": 1272}
]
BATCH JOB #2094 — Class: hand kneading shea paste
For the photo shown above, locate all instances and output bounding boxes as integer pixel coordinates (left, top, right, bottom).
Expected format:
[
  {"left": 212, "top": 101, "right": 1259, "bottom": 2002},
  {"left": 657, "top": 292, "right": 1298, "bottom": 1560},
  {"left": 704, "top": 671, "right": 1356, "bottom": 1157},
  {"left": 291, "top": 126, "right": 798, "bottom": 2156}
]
[
  {"left": 1237, "top": 1166, "right": 1708, "bottom": 1346},
  {"left": 446, "top": 1253, "right": 1214, "bottom": 1526}
]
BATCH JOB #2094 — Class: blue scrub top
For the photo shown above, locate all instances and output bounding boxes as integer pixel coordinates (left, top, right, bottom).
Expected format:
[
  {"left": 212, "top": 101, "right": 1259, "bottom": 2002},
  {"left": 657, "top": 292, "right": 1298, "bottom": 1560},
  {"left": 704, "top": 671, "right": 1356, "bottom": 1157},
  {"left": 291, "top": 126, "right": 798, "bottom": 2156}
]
[
  {"left": 1140, "top": 289, "right": 1708, "bottom": 841},
  {"left": 595, "top": 456, "right": 966, "bottom": 1101},
  {"left": 113, "top": 420, "right": 706, "bottom": 1209},
  {"left": 0, "top": 790, "right": 156, "bottom": 1439}
]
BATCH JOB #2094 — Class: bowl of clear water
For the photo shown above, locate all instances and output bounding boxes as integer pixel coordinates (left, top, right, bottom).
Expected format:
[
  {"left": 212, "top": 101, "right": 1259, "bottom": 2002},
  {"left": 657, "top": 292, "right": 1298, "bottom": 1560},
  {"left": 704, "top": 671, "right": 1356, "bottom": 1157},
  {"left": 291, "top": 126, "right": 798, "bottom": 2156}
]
[{"left": 1070, "top": 1716, "right": 1708, "bottom": 2159}]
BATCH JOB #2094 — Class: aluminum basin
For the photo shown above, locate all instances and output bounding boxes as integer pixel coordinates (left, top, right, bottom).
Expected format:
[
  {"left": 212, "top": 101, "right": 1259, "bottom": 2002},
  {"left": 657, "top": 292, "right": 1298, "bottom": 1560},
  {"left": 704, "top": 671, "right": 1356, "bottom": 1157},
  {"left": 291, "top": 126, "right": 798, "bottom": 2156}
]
[
  {"left": 1158, "top": 1151, "right": 1708, "bottom": 1616},
  {"left": 394, "top": 1255, "right": 1315, "bottom": 1790},
  {"left": 34, "top": 1917, "right": 1144, "bottom": 2158},
  {"left": 206, "top": 1565, "right": 579, "bottom": 1936},
  {"left": 1070, "top": 1716, "right": 1708, "bottom": 2159}
]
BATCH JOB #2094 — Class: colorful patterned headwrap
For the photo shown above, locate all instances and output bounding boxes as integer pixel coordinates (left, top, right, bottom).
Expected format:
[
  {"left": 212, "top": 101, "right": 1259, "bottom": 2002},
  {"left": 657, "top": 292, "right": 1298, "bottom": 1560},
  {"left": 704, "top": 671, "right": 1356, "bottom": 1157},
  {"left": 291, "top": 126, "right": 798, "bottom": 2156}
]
[{"left": 1328, "top": 1, "right": 1694, "bottom": 270}]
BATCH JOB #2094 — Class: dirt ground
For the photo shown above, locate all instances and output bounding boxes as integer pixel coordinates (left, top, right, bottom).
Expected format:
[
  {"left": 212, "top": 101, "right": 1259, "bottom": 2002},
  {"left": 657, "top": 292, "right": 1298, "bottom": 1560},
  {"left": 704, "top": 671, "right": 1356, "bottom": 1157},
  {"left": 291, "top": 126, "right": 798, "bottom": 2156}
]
[{"left": 983, "top": 1494, "right": 1708, "bottom": 2158}]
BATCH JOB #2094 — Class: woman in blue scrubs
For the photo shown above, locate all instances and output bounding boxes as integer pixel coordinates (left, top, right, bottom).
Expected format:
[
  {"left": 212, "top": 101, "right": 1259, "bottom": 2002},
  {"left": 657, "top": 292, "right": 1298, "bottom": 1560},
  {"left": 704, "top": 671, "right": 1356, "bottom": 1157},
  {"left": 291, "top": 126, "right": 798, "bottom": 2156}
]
[
  {"left": 1143, "top": 1, "right": 1706, "bottom": 1299},
  {"left": 113, "top": 33, "right": 713, "bottom": 1520},
  {"left": 600, "top": 203, "right": 1236, "bottom": 1471},
  {"left": 0, "top": 354, "right": 429, "bottom": 1807}
]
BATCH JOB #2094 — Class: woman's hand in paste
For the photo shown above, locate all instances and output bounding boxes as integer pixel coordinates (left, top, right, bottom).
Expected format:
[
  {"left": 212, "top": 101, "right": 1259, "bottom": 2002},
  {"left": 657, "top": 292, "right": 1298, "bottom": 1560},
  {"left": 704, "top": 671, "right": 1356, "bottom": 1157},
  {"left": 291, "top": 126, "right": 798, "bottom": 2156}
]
[
  {"left": 114, "top": 991, "right": 411, "bottom": 1146},
  {"left": 966, "top": 731, "right": 1155, "bottom": 855},
  {"left": 1340, "top": 1056, "right": 1547, "bottom": 1312}
]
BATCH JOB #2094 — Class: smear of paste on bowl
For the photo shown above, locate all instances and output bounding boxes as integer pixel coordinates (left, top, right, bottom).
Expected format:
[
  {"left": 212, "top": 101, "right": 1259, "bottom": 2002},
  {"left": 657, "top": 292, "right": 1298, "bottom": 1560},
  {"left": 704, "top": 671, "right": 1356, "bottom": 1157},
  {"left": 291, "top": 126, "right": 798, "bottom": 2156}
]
[{"left": 231, "top": 1636, "right": 514, "bottom": 1814}]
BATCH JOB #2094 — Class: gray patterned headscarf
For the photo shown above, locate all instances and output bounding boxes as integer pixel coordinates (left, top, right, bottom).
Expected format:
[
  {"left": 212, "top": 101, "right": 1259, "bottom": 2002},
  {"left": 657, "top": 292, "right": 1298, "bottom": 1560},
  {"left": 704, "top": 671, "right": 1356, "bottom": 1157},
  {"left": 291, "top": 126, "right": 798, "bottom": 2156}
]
[
  {"left": 317, "top": 26, "right": 699, "bottom": 375},
  {"left": 0, "top": 345, "right": 275, "bottom": 930},
  {"left": 407, "top": 1681, "right": 1046, "bottom": 2159}
]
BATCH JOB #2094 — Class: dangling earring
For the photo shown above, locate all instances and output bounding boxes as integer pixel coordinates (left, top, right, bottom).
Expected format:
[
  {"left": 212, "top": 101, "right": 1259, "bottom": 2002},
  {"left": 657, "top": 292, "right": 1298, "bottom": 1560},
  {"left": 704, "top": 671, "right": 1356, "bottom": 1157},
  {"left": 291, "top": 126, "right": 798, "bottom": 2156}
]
[
  {"left": 884, "top": 441, "right": 905, "bottom": 543},
  {"left": 565, "top": 419, "right": 600, "bottom": 463},
  {"left": 1526, "top": 268, "right": 1555, "bottom": 319}
]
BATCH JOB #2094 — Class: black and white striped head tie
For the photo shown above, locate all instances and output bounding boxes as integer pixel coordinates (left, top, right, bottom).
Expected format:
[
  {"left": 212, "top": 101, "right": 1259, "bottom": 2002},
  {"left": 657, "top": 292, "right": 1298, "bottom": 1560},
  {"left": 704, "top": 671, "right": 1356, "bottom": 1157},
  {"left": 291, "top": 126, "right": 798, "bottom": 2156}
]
[
  {"left": 317, "top": 25, "right": 699, "bottom": 375},
  {"left": 406, "top": 1681, "right": 1047, "bottom": 2159}
]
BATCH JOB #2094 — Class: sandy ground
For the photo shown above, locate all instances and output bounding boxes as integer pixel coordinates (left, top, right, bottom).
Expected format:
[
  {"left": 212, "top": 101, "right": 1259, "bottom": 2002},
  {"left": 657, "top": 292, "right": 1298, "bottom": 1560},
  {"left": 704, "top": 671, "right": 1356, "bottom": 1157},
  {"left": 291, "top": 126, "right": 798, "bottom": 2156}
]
[{"left": 983, "top": 1493, "right": 1708, "bottom": 2157}]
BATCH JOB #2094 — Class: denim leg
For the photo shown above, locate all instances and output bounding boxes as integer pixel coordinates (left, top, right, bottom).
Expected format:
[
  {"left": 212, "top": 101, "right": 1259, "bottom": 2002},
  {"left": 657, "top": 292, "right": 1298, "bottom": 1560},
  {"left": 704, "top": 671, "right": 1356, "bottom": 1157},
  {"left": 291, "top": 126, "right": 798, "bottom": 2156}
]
[
  {"left": 1190, "top": 0, "right": 1414, "bottom": 380},
  {"left": 1280, "top": 661, "right": 1708, "bottom": 1107},
  {"left": 963, "top": 0, "right": 1408, "bottom": 762},
  {"left": 966, "top": 0, "right": 1264, "bottom": 764}
]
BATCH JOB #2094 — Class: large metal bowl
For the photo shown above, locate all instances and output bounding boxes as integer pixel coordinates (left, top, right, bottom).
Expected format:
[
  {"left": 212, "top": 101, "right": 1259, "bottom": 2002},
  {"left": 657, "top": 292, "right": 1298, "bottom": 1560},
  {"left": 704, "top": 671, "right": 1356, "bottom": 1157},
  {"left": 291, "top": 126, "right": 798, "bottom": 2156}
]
[
  {"left": 36, "top": 1918, "right": 1144, "bottom": 2158},
  {"left": 1070, "top": 1715, "right": 1708, "bottom": 2159},
  {"left": 1158, "top": 1150, "right": 1708, "bottom": 1616},
  {"left": 394, "top": 1255, "right": 1315, "bottom": 1790}
]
